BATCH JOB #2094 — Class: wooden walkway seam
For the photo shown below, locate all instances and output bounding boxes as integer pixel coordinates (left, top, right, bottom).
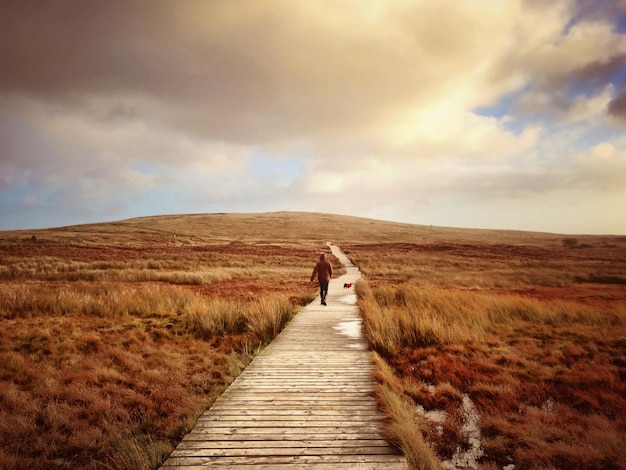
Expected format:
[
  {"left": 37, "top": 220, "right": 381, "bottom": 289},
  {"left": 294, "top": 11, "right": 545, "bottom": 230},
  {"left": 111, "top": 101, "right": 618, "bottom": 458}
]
[{"left": 160, "top": 243, "right": 407, "bottom": 469}]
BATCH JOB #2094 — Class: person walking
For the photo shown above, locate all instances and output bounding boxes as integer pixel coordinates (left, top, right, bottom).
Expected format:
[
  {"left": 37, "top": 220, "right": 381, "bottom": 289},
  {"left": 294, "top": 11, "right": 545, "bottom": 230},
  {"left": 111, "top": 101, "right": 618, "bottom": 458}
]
[{"left": 310, "top": 253, "right": 333, "bottom": 305}]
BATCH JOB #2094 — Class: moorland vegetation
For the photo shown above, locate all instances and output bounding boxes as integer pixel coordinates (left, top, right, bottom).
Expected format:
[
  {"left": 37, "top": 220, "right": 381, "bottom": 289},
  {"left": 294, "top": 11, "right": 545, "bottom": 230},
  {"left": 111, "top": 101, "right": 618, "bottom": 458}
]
[
  {"left": 344, "top": 236, "right": 626, "bottom": 469},
  {"left": 1, "top": 212, "right": 624, "bottom": 469},
  {"left": 0, "top": 213, "right": 336, "bottom": 469}
]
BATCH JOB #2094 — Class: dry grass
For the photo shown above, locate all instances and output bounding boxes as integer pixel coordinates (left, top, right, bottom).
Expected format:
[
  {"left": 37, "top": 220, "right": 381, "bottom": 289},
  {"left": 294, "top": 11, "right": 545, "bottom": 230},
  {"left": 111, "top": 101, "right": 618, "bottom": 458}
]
[
  {"left": 349, "top": 238, "right": 626, "bottom": 470},
  {"left": 0, "top": 214, "right": 337, "bottom": 469},
  {"left": 372, "top": 352, "right": 441, "bottom": 470},
  {"left": 0, "top": 314, "right": 246, "bottom": 469},
  {"left": 0, "top": 286, "right": 302, "bottom": 469},
  {"left": 347, "top": 241, "right": 626, "bottom": 290},
  {"left": 357, "top": 282, "right": 620, "bottom": 355}
]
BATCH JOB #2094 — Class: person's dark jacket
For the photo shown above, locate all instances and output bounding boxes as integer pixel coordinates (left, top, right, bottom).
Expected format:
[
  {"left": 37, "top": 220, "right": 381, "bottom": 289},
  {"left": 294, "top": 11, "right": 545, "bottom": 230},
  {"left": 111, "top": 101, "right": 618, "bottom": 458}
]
[{"left": 311, "top": 258, "right": 333, "bottom": 283}]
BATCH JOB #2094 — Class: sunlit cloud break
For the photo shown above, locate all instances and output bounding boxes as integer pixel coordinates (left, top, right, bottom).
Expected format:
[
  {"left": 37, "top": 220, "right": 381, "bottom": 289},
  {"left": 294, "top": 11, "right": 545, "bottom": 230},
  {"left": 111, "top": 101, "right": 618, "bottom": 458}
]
[{"left": 1, "top": 0, "right": 625, "bottom": 234}]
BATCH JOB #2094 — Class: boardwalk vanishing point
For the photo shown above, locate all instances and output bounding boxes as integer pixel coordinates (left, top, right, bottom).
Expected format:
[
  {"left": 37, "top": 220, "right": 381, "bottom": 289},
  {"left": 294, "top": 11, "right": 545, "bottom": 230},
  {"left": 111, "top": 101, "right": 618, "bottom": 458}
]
[{"left": 160, "top": 243, "right": 408, "bottom": 469}]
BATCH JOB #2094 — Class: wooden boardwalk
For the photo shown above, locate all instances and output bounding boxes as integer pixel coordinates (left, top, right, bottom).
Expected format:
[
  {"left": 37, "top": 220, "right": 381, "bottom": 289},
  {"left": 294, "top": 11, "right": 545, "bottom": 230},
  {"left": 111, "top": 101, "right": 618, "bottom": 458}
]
[{"left": 160, "top": 243, "right": 407, "bottom": 469}]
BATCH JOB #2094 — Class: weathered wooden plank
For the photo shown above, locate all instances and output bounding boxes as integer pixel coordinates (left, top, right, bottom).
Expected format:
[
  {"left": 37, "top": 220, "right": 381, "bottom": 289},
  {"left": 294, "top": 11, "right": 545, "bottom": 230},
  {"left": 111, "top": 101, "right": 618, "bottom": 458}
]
[
  {"left": 226, "top": 382, "right": 375, "bottom": 387},
  {"left": 214, "top": 392, "right": 375, "bottom": 399},
  {"left": 181, "top": 432, "right": 387, "bottom": 441},
  {"left": 198, "top": 412, "right": 380, "bottom": 424},
  {"left": 161, "top": 464, "right": 405, "bottom": 470},
  {"left": 230, "top": 378, "right": 374, "bottom": 382},
  {"left": 199, "top": 409, "right": 379, "bottom": 417},
  {"left": 192, "top": 420, "right": 384, "bottom": 428},
  {"left": 231, "top": 376, "right": 375, "bottom": 381},
  {"left": 205, "top": 400, "right": 377, "bottom": 408},
  {"left": 207, "top": 400, "right": 377, "bottom": 407},
  {"left": 186, "top": 425, "right": 384, "bottom": 435},
  {"left": 222, "top": 388, "right": 375, "bottom": 395},
  {"left": 169, "top": 448, "right": 400, "bottom": 459},
  {"left": 233, "top": 375, "right": 375, "bottom": 380},
  {"left": 161, "top": 454, "right": 406, "bottom": 465},
  {"left": 175, "top": 439, "right": 393, "bottom": 450}
]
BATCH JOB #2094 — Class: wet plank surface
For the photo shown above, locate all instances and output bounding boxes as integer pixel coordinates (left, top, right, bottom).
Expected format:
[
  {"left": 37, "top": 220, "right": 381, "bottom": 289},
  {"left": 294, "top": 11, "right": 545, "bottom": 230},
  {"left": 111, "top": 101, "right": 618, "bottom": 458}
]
[{"left": 160, "top": 244, "right": 407, "bottom": 469}]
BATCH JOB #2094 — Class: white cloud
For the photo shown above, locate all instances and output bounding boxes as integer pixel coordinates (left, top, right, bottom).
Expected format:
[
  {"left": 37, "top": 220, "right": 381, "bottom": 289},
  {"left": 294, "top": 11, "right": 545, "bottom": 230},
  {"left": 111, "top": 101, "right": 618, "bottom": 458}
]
[
  {"left": 566, "top": 85, "right": 615, "bottom": 123},
  {"left": 574, "top": 142, "right": 626, "bottom": 190},
  {"left": 383, "top": 102, "right": 540, "bottom": 160}
]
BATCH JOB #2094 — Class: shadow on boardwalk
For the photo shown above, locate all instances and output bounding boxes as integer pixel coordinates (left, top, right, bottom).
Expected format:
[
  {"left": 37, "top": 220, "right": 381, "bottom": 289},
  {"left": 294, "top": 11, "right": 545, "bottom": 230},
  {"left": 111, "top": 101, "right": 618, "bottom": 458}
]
[{"left": 160, "top": 243, "right": 407, "bottom": 469}]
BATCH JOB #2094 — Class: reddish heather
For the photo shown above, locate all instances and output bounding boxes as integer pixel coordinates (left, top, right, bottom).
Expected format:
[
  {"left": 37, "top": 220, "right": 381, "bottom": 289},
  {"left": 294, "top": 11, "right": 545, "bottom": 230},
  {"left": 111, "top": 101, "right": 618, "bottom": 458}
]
[{"left": 347, "top": 239, "right": 626, "bottom": 470}]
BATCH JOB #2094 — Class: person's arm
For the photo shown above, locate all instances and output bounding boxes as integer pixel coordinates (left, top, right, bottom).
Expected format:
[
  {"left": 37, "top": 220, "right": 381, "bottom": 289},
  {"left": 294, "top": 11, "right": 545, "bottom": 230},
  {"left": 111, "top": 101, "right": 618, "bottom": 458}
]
[{"left": 310, "top": 264, "right": 318, "bottom": 282}]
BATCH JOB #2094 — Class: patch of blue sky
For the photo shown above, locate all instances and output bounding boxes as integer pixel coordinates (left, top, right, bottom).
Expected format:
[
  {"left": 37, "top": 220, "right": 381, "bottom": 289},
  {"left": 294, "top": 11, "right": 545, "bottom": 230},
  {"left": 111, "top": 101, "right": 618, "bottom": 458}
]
[
  {"left": 246, "top": 154, "right": 302, "bottom": 181},
  {"left": 576, "top": 124, "right": 626, "bottom": 150},
  {"left": 0, "top": 184, "right": 62, "bottom": 229},
  {"left": 563, "top": 2, "right": 626, "bottom": 34},
  {"left": 535, "top": 120, "right": 623, "bottom": 163},
  {"left": 617, "top": 13, "right": 626, "bottom": 33},
  {"left": 131, "top": 160, "right": 166, "bottom": 177},
  {"left": 1, "top": 182, "right": 55, "bottom": 211},
  {"left": 126, "top": 197, "right": 175, "bottom": 219},
  {"left": 0, "top": 182, "right": 32, "bottom": 205},
  {"left": 473, "top": 85, "right": 531, "bottom": 119},
  {"left": 608, "top": 61, "right": 626, "bottom": 88},
  {"left": 563, "top": 16, "right": 578, "bottom": 36},
  {"left": 473, "top": 102, "right": 510, "bottom": 121},
  {"left": 473, "top": 87, "right": 532, "bottom": 136}
]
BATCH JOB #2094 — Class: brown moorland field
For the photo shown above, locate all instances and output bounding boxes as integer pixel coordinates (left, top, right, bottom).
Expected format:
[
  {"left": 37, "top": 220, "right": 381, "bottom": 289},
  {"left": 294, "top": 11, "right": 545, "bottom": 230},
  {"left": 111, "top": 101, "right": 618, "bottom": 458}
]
[
  {"left": 0, "top": 213, "right": 342, "bottom": 469},
  {"left": 342, "top": 237, "right": 626, "bottom": 469},
  {"left": 1, "top": 212, "right": 624, "bottom": 469}
]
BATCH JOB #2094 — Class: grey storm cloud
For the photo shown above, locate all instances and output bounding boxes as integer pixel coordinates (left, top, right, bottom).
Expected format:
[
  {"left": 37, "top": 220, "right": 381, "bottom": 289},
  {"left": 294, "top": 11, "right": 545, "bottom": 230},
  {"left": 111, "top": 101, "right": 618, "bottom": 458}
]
[
  {"left": 2, "top": 0, "right": 626, "bottom": 141},
  {"left": 0, "top": 0, "right": 432, "bottom": 144},
  {"left": 608, "top": 87, "right": 626, "bottom": 119}
]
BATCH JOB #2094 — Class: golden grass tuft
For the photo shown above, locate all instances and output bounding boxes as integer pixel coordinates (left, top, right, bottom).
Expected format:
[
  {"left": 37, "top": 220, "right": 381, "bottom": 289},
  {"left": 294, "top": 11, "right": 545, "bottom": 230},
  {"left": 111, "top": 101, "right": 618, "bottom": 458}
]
[
  {"left": 182, "top": 295, "right": 295, "bottom": 346},
  {"left": 245, "top": 296, "right": 294, "bottom": 345},
  {"left": 358, "top": 281, "right": 622, "bottom": 358},
  {"left": 372, "top": 353, "right": 441, "bottom": 470}
]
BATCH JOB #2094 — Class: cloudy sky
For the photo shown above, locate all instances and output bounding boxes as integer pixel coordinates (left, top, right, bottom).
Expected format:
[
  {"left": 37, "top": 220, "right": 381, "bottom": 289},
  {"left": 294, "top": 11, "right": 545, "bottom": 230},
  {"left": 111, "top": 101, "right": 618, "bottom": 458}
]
[{"left": 2, "top": 0, "right": 626, "bottom": 234}]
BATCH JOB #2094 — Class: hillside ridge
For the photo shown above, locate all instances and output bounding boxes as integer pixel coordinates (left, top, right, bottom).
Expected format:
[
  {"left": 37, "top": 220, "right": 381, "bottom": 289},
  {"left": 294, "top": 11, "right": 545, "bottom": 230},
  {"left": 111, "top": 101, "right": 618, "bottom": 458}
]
[{"left": 4, "top": 212, "right": 616, "bottom": 247}]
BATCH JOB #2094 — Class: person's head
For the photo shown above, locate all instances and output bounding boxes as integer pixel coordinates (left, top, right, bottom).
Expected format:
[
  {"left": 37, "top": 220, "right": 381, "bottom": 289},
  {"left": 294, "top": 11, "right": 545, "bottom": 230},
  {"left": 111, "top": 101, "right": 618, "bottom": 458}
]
[{"left": 319, "top": 253, "right": 326, "bottom": 261}]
